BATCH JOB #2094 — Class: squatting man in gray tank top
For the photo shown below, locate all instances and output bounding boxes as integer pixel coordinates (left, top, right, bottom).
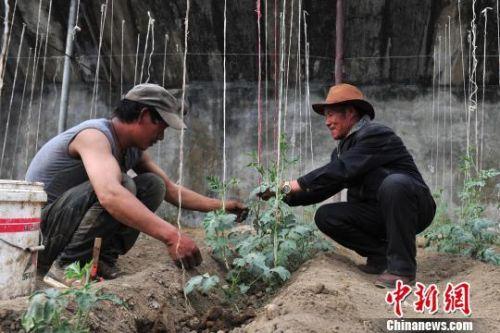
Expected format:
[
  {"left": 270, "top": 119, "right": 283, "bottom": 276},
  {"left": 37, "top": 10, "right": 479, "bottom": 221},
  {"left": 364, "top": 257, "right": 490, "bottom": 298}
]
[{"left": 26, "top": 83, "right": 248, "bottom": 288}]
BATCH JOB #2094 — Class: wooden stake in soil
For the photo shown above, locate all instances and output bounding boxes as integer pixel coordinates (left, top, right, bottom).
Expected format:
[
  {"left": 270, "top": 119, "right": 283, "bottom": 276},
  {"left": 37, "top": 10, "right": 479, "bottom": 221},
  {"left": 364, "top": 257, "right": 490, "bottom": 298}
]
[{"left": 90, "top": 237, "right": 102, "bottom": 280}]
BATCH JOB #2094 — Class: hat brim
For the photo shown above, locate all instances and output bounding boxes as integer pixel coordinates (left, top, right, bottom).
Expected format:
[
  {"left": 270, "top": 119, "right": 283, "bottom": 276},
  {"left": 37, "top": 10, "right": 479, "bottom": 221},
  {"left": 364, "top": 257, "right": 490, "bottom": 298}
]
[
  {"left": 158, "top": 111, "right": 187, "bottom": 130},
  {"left": 312, "top": 99, "right": 375, "bottom": 120}
]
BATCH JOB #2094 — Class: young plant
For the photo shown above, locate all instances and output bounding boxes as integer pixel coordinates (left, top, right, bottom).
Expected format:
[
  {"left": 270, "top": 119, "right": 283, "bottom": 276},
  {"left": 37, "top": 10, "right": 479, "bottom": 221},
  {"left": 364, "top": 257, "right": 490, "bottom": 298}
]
[
  {"left": 203, "top": 176, "right": 239, "bottom": 269},
  {"left": 424, "top": 155, "right": 500, "bottom": 265},
  {"left": 184, "top": 273, "right": 220, "bottom": 295},
  {"left": 186, "top": 140, "right": 331, "bottom": 299},
  {"left": 21, "top": 261, "right": 124, "bottom": 333},
  {"left": 64, "top": 261, "right": 93, "bottom": 285}
]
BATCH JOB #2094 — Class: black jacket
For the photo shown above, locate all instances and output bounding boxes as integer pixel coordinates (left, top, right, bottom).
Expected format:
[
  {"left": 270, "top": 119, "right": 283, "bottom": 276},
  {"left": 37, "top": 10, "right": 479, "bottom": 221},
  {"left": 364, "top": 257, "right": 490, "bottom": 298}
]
[{"left": 285, "top": 121, "right": 429, "bottom": 206}]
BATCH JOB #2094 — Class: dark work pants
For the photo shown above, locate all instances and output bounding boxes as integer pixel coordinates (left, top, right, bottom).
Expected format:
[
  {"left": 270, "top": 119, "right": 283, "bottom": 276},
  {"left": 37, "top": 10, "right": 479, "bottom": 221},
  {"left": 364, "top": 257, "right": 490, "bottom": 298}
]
[
  {"left": 39, "top": 173, "right": 166, "bottom": 269},
  {"left": 314, "top": 174, "right": 436, "bottom": 276}
]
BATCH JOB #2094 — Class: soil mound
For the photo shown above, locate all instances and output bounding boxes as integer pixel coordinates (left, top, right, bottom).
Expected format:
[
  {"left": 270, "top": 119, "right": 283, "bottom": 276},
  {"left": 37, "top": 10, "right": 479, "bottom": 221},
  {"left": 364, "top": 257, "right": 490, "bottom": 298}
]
[{"left": 0, "top": 230, "right": 498, "bottom": 333}]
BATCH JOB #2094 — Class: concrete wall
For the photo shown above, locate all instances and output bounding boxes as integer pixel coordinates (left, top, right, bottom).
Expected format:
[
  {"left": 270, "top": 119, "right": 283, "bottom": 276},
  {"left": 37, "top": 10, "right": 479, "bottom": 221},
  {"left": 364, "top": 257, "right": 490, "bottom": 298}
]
[
  {"left": 1, "top": 0, "right": 499, "bottom": 224},
  {"left": 1, "top": 81, "right": 498, "bottom": 224}
]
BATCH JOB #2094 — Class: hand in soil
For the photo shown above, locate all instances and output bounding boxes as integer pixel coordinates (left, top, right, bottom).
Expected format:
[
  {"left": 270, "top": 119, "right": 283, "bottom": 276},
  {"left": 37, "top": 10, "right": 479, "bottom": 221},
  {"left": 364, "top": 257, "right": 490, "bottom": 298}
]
[
  {"left": 256, "top": 188, "right": 276, "bottom": 201},
  {"left": 167, "top": 233, "right": 202, "bottom": 269},
  {"left": 224, "top": 200, "right": 249, "bottom": 223}
]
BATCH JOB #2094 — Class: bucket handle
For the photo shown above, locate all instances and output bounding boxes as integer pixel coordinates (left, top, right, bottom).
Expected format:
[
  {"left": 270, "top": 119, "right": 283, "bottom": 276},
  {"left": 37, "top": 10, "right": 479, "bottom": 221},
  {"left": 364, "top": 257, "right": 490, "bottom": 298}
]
[{"left": 0, "top": 237, "right": 45, "bottom": 252}]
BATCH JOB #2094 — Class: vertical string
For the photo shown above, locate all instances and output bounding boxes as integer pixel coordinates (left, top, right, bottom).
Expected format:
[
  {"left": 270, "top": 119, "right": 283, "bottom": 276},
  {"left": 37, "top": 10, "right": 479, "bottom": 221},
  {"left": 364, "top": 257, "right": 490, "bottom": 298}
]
[
  {"left": 273, "top": 10, "right": 286, "bottom": 268},
  {"left": 291, "top": 0, "right": 302, "bottom": 176},
  {"left": 25, "top": 0, "right": 44, "bottom": 171},
  {"left": 256, "top": 0, "right": 263, "bottom": 166},
  {"left": 0, "top": 0, "right": 11, "bottom": 99},
  {"left": 146, "top": 17, "right": 155, "bottom": 83},
  {"left": 109, "top": 0, "right": 114, "bottom": 107},
  {"left": 11, "top": 47, "right": 32, "bottom": 179},
  {"left": 222, "top": 0, "right": 227, "bottom": 206},
  {"left": 139, "top": 12, "right": 152, "bottom": 84},
  {"left": 430, "top": 44, "right": 436, "bottom": 189},
  {"left": 157, "top": 34, "right": 168, "bottom": 166},
  {"left": 264, "top": 0, "right": 269, "bottom": 170},
  {"left": 457, "top": 0, "right": 468, "bottom": 125},
  {"left": 133, "top": 33, "right": 140, "bottom": 86},
  {"left": 442, "top": 24, "right": 447, "bottom": 193},
  {"left": 120, "top": 20, "right": 125, "bottom": 96},
  {"left": 297, "top": 0, "right": 303, "bottom": 174},
  {"left": 303, "top": 10, "right": 314, "bottom": 169},
  {"left": 480, "top": 7, "right": 492, "bottom": 170},
  {"left": 90, "top": 2, "right": 109, "bottom": 118},
  {"left": 469, "top": 0, "right": 479, "bottom": 171},
  {"left": 283, "top": 0, "right": 295, "bottom": 134},
  {"left": 435, "top": 34, "right": 441, "bottom": 188},
  {"left": 162, "top": 34, "right": 169, "bottom": 86},
  {"left": 273, "top": 0, "right": 278, "bottom": 157},
  {"left": 277, "top": 10, "right": 286, "bottom": 173},
  {"left": 448, "top": 17, "right": 453, "bottom": 197},
  {"left": 177, "top": 0, "right": 190, "bottom": 293},
  {"left": 0, "top": 0, "right": 17, "bottom": 98},
  {"left": 0, "top": 23, "right": 25, "bottom": 174},
  {"left": 497, "top": 0, "right": 500, "bottom": 87},
  {"left": 73, "top": 0, "right": 81, "bottom": 38},
  {"left": 466, "top": 30, "right": 472, "bottom": 165},
  {"left": 35, "top": 0, "right": 53, "bottom": 153},
  {"left": 157, "top": 32, "right": 168, "bottom": 168}
]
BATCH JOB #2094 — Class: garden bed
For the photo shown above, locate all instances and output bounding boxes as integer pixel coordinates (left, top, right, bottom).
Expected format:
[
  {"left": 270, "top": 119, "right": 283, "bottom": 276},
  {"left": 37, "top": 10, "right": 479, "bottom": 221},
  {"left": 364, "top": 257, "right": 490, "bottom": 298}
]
[{"left": 0, "top": 229, "right": 499, "bottom": 333}]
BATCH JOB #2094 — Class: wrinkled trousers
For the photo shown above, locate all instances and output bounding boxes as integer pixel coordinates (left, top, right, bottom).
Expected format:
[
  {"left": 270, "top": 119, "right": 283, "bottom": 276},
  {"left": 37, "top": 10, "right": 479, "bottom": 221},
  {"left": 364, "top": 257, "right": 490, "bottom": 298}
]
[
  {"left": 39, "top": 173, "right": 165, "bottom": 269},
  {"left": 314, "top": 174, "right": 436, "bottom": 276}
]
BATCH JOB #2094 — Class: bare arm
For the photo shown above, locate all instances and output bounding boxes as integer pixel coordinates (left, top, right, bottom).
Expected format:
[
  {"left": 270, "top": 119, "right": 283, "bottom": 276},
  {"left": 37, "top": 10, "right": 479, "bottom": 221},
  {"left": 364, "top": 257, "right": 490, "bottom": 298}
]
[
  {"left": 69, "top": 129, "right": 201, "bottom": 268},
  {"left": 134, "top": 152, "right": 247, "bottom": 217},
  {"left": 134, "top": 152, "right": 221, "bottom": 211}
]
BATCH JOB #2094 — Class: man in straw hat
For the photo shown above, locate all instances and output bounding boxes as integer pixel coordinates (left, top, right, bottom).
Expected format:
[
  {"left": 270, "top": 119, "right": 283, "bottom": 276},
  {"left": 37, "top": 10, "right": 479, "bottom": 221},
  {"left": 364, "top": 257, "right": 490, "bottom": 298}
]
[
  {"left": 260, "top": 83, "right": 435, "bottom": 288},
  {"left": 27, "top": 83, "right": 248, "bottom": 288}
]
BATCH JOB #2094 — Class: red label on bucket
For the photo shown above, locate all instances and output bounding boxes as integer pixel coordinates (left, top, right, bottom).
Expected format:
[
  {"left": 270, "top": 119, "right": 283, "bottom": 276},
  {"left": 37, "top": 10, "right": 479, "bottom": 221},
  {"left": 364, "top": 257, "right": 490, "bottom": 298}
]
[{"left": 0, "top": 218, "right": 40, "bottom": 232}]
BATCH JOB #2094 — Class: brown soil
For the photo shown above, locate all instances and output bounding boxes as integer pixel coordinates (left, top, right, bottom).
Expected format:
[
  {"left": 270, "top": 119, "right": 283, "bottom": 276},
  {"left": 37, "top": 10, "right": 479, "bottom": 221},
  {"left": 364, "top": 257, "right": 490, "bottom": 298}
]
[{"left": 0, "top": 229, "right": 498, "bottom": 333}]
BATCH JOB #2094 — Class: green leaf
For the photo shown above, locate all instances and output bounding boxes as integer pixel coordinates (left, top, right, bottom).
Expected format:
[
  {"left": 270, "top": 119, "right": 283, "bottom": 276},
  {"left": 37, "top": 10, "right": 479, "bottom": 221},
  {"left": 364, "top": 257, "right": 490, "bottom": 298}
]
[
  {"left": 207, "top": 175, "right": 222, "bottom": 193},
  {"left": 184, "top": 275, "right": 204, "bottom": 295},
  {"left": 234, "top": 252, "right": 271, "bottom": 277},
  {"left": 236, "top": 235, "right": 260, "bottom": 256},
  {"left": 471, "top": 218, "right": 495, "bottom": 232},
  {"left": 64, "top": 260, "right": 92, "bottom": 282},
  {"left": 201, "top": 274, "right": 220, "bottom": 294},
  {"left": 184, "top": 274, "right": 220, "bottom": 295},
  {"left": 290, "top": 224, "right": 313, "bottom": 236},
  {"left": 282, "top": 212, "right": 296, "bottom": 225},
  {"left": 239, "top": 284, "right": 250, "bottom": 294},
  {"left": 249, "top": 183, "right": 270, "bottom": 199},
  {"left": 96, "top": 293, "right": 125, "bottom": 306},
  {"left": 74, "top": 291, "right": 96, "bottom": 312},
  {"left": 479, "top": 248, "right": 500, "bottom": 265},
  {"left": 279, "top": 239, "right": 297, "bottom": 252},
  {"left": 219, "top": 213, "right": 237, "bottom": 228},
  {"left": 270, "top": 266, "right": 291, "bottom": 281}
]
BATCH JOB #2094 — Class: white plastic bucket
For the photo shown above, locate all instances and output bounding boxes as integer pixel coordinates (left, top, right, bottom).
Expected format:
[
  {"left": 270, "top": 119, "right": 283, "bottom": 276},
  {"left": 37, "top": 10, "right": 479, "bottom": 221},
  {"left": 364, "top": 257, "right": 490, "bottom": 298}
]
[{"left": 0, "top": 180, "right": 47, "bottom": 300}]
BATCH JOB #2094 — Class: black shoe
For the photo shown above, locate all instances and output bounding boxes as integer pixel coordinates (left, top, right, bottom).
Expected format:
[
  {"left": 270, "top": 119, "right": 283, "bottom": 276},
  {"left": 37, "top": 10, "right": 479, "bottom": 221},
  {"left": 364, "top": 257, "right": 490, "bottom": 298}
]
[
  {"left": 98, "top": 261, "right": 121, "bottom": 279},
  {"left": 358, "top": 256, "right": 387, "bottom": 275}
]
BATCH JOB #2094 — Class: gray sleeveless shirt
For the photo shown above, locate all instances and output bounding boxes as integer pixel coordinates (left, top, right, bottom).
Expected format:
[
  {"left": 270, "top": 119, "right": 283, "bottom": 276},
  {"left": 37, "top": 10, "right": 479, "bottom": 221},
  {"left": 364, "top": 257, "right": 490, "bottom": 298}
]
[{"left": 26, "top": 118, "right": 143, "bottom": 204}]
